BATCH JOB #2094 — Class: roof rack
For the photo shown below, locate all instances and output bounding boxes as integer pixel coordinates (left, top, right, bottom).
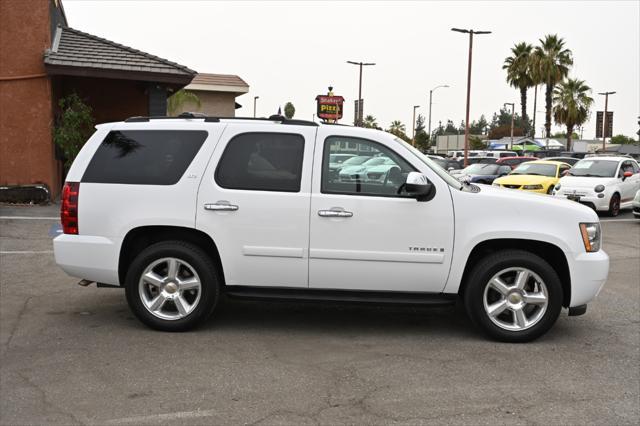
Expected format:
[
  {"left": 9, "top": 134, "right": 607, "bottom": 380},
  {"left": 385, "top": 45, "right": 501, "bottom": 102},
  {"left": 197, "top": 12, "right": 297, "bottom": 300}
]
[{"left": 124, "top": 112, "right": 318, "bottom": 126}]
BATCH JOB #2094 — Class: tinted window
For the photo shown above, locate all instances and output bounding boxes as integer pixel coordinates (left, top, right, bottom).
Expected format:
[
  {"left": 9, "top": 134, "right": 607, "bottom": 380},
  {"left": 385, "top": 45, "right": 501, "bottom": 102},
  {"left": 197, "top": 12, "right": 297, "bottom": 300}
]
[
  {"left": 82, "top": 130, "right": 207, "bottom": 185},
  {"left": 215, "top": 132, "right": 304, "bottom": 192},
  {"left": 322, "top": 136, "right": 415, "bottom": 197}
]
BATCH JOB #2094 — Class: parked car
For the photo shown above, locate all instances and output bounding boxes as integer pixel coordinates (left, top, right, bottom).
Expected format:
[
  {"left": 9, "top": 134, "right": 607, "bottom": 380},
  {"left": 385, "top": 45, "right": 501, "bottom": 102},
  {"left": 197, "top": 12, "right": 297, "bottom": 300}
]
[
  {"left": 493, "top": 160, "right": 572, "bottom": 194},
  {"left": 496, "top": 156, "right": 538, "bottom": 169},
  {"left": 338, "top": 156, "right": 396, "bottom": 182},
  {"left": 553, "top": 156, "right": 640, "bottom": 216},
  {"left": 424, "top": 155, "right": 462, "bottom": 172},
  {"left": 456, "top": 163, "right": 512, "bottom": 185},
  {"left": 53, "top": 114, "right": 609, "bottom": 342},
  {"left": 450, "top": 157, "right": 497, "bottom": 178},
  {"left": 545, "top": 156, "right": 581, "bottom": 166},
  {"left": 633, "top": 190, "right": 640, "bottom": 218},
  {"left": 329, "top": 153, "right": 356, "bottom": 170}
]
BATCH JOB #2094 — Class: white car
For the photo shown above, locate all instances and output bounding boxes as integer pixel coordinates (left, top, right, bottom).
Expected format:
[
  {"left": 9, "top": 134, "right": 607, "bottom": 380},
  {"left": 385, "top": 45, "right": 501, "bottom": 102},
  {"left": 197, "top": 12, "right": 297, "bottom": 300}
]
[
  {"left": 554, "top": 156, "right": 640, "bottom": 216},
  {"left": 633, "top": 190, "right": 640, "bottom": 218},
  {"left": 53, "top": 114, "right": 609, "bottom": 342}
]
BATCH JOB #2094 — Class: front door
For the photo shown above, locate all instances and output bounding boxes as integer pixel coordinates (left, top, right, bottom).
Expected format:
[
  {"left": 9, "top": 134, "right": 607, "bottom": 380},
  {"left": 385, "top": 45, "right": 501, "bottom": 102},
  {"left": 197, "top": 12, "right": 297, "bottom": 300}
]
[
  {"left": 308, "top": 131, "right": 455, "bottom": 293},
  {"left": 196, "top": 125, "right": 316, "bottom": 287}
]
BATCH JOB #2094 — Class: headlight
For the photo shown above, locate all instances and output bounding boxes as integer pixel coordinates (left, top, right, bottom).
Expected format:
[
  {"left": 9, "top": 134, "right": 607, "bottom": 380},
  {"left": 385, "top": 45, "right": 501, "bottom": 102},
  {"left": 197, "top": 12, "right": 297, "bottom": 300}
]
[
  {"left": 579, "top": 223, "right": 601, "bottom": 252},
  {"left": 594, "top": 184, "right": 605, "bottom": 193},
  {"left": 522, "top": 184, "right": 543, "bottom": 190}
]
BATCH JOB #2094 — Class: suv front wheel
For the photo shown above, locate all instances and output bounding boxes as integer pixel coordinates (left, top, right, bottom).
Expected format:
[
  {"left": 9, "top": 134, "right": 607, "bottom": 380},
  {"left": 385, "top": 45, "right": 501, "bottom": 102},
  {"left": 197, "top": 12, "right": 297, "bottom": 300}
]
[
  {"left": 125, "top": 241, "right": 220, "bottom": 331},
  {"left": 463, "top": 250, "right": 563, "bottom": 342}
]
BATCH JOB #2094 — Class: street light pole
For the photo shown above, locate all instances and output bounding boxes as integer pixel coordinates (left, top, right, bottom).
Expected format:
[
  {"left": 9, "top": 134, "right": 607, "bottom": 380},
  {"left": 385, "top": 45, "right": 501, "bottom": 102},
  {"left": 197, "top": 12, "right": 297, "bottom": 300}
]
[
  {"left": 504, "top": 102, "right": 515, "bottom": 151},
  {"left": 451, "top": 28, "right": 491, "bottom": 167},
  {"left": 253, "top": 96, "right": 259, "bottom": 118},
  {"left": 428, "top": 84, "right": 449, "bottom": 143},
  {"left": 598, "top": 91, "right": 616, "bottom": 152},
  {"left": 347, "top": 61, "right": 376, "bottom": 126},
  {"left": 412, "top": 105, "right": 420, "bottom": 145}
]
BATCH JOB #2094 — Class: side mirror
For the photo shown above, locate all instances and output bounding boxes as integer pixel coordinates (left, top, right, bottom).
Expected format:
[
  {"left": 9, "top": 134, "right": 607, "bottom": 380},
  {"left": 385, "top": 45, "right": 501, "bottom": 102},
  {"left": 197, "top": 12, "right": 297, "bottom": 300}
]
[
  {"left": 623, "top": 171, "right": 633, "bottom": 180},
  {"left": 405, "top": 172, "right": 435, "bottom": 202}
]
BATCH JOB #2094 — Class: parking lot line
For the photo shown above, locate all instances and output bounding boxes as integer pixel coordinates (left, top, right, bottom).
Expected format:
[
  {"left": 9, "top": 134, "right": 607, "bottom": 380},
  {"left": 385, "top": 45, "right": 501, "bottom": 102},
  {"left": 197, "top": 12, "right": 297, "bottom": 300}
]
[
  {"left": 0, "top": 250, "right": 54, "bottom": 254},
  {"left": 0, "top": 216, "right": 59, "bottom": 220}
]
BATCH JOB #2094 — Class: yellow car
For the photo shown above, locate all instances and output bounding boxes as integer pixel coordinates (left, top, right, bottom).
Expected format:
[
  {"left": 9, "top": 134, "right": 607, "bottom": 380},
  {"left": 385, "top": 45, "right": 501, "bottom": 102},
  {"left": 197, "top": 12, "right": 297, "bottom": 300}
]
[{"left": 493, "top": 160, "right": 572, "bottom": 194}]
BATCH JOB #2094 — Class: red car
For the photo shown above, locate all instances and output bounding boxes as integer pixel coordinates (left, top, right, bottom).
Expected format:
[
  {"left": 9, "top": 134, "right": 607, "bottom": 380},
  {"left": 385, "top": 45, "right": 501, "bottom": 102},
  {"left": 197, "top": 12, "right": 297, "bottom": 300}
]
[{"left": 496, "top": 156, "right": 538, "bottom": 170}]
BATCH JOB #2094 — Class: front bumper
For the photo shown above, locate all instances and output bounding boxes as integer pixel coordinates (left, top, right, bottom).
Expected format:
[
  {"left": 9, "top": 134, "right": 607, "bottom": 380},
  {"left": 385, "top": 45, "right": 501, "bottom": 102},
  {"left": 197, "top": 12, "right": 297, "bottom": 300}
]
[
  {"left": 568, "top": 249, "right": 609, "bottom": 307},
  {"left": 555, "top": 190, "right": 610, "bottom": 211}
]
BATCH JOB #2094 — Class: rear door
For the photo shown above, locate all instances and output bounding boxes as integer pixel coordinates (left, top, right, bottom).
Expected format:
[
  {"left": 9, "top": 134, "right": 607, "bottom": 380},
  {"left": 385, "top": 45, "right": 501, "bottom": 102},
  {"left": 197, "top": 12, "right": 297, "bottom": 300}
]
[{"left": 196, "top": 124, "right": 316, "bottom": 288}]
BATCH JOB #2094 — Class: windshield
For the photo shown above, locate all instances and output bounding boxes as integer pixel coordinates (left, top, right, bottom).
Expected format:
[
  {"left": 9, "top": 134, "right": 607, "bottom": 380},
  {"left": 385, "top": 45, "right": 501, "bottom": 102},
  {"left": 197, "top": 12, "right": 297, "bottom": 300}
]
[
  {"left": 362, "top": 157, "right": 388, "bottom": 166},
  {"left": 569, "top": 160, "right": 618, "bottom": 177},
  {"left": 341, "top": 156, "right": 370, "bottom": 166},
  {"left": 511, "top": 163, "right": 557, "bottom": 177},
  {"left": 463, "top": 164, "right": 500, "bottom": 175},
  {"left": 329, "top": 154, "right": 353, "bottom": 163},
  {"left": 393, "top": 138, "right": 463, "bottom": 189}
]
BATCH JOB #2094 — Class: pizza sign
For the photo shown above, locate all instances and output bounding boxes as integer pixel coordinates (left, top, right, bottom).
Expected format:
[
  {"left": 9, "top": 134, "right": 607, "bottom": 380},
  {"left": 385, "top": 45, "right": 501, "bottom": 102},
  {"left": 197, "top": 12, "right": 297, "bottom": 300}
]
[{"left": 316, "top": 95, "right": 344, "bottom": 120}]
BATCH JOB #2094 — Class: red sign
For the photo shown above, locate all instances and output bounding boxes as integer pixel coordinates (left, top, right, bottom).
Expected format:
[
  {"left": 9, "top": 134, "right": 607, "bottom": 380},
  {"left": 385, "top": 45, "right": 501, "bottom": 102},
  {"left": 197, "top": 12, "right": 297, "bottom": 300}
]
[{"left": 316, "top": 95, "right": 344, "bottom": 120}]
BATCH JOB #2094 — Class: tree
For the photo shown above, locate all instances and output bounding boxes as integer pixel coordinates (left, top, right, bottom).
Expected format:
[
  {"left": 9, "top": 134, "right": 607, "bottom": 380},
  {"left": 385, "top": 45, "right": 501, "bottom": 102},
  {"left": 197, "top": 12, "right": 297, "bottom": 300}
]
[
  {"left": 552, "top": 131, "right": 579, "bottom": 140},
  {"left": 388, "top": 120, "right": 406, "bottom": 134},
  {"left": 167, "top": 89, "right": 201, "bottom": 116},
  {"left": 53, "top": 93, "right": 95, "bottom": 169},
  {"left": 469, "top": 115, "right": 489, "bottom": 134},
  {"left": 469, "top": 136, "right": 486, "bottom": 150},
  {"left": 387, "top": 120, "right": 410, "bottom": 142},
  {"left": 610, "top": 134, "right": 637, "bottom": 145},
  {"left": 414, "top": 114, "right": 429, "bottom": 151},
  {"left": 552, "top": 78, "right": 593, "bottom": 152},
  {"left": 488, "top": 125, "right": 525, "bottom": 140},
  {"left": 503, "top": 42, "right": 534, "bottom": 134},
  {"left": 532, "top": 35, "right": 573, "bottom": 139},
  {"left": 363, "top": 115, "right": 380, "bottom": 129},
  {"left": 284, "top": 102, "right": 295, "bottom": 119}
]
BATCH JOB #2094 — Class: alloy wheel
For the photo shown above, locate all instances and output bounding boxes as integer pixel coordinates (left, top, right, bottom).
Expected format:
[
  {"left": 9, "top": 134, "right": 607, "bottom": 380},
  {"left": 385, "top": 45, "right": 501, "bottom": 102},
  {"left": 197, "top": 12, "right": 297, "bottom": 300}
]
[
  {"left": 482, "top": 267, "right": 549, "bottom": 331},
  {"left": 138, "top": 257, "right": 202, "bottom": 321}
]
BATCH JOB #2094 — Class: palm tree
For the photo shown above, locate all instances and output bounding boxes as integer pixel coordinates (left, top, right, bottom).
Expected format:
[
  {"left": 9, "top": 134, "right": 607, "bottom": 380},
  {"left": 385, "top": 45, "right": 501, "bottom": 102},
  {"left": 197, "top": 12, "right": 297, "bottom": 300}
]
[
  {"left": 503, "top": 42, "right": 534, "bottom": 134},
  {"left": 552, "top": 78, "right": 593, "bottom": 151},
  {"left": 167, "top": 89, "right": 201, "bottom": 116},
  {"left": 363, "top": 115, "right": 379, "bottom": 129},
  {"left": 388, "top": 120, "right": 406, "bottom": 134},
  {"left": 532, "top": 35, "right": 573, "bottom": 139}
]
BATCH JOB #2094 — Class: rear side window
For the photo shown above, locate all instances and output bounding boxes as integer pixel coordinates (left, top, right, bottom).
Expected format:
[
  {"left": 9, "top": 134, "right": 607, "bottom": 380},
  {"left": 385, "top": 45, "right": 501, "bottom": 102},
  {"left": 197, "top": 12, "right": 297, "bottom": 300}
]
[
  {"left": 215, "top": 132, "right": 305, "bottom": 192},
  {"left": 82, "top": 130, "right": 207, "bottom": 185}
]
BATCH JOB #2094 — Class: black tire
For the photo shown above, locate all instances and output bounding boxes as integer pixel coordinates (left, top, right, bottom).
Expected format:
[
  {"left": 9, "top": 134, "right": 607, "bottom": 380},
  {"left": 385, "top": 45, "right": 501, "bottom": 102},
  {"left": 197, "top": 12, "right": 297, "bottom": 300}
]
[
  {"left": 125, "top": 240, "right": 220, "bottom": 331},
  {"left": 546, "top": 185, "right": 554, "bottom": 195},
  {"left": 608, "top": 193, "right": 621, "bottom": 217},
  {"left": 463, "top": 249, "right": 563, "bottom": 343}
]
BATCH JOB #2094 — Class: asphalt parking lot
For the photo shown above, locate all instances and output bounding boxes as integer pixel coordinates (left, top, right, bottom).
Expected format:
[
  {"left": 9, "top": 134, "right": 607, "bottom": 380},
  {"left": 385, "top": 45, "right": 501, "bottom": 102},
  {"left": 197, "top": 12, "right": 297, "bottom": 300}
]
[{"left": 1, "top": 204, "right": 638, "bottom": 425}]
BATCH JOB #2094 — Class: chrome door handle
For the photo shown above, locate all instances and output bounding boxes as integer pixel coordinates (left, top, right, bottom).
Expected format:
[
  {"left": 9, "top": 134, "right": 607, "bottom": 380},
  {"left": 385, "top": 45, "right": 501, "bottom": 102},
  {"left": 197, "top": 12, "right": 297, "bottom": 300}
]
[
  {"left": 204, "top": 202, "right": 239, "bottom": 211},
  {"left": 318, "top": 209, "right": 353, "bottom": 218}
]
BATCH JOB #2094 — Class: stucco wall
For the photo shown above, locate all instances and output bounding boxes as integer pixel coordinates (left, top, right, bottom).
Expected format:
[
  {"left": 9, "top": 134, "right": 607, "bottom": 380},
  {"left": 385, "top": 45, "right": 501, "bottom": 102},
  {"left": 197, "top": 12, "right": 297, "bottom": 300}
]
[
  {"left": 180, "top": 91, "right": 238, "bottom": 117},
  {"left": 0, "top": 0, "right": 58, "bottom": 194}
]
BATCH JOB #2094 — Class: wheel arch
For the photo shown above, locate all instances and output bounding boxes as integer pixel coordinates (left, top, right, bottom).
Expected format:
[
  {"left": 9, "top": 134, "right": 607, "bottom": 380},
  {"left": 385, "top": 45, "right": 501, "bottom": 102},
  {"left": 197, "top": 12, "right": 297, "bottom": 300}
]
[
  {"left": 119, "top": 226, "right": 225, "bottom": 287},
  {"left": 458, "top": 238, "right": 571, "bottom": 307}
]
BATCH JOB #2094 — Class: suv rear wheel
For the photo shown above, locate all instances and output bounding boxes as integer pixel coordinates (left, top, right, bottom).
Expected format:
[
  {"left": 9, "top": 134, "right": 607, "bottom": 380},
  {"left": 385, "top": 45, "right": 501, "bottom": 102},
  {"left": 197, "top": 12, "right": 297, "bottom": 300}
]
[
  {"left": 125, "top": 241, "right": 220, "bottom": 331},
  {"left": 463, "top": 250, "right": 563, "bottom": 342}
]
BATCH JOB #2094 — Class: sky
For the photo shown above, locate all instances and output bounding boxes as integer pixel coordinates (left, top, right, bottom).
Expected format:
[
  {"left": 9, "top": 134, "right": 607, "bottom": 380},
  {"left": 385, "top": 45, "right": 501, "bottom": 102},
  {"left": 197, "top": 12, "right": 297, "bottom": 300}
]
[{"left": 63, "top": 0, "right": 639, "bottom": 139}]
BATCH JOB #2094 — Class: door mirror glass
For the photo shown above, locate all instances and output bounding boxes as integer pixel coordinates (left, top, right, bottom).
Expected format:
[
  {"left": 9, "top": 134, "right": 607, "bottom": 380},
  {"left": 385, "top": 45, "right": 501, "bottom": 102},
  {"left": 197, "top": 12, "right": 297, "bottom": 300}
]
[{"left": 405, "top": 172, "right": 435, "bottom": 202}]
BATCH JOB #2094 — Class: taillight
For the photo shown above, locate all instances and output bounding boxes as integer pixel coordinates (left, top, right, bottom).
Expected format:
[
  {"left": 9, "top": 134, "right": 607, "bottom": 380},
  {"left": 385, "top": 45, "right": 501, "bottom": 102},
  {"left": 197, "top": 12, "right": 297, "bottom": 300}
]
[{"left": 61, "top": 182, "right": 79, "bottom": 234}]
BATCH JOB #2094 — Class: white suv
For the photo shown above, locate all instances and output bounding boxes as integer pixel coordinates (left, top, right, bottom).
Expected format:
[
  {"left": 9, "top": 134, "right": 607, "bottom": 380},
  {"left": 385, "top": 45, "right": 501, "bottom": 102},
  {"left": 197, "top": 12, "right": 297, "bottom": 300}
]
[
  {"left": 553, "top": 156, "right": 640, "bottom": 216},
  {"left": 53, "top": 115, "right": 610, "bottom": 342}
]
